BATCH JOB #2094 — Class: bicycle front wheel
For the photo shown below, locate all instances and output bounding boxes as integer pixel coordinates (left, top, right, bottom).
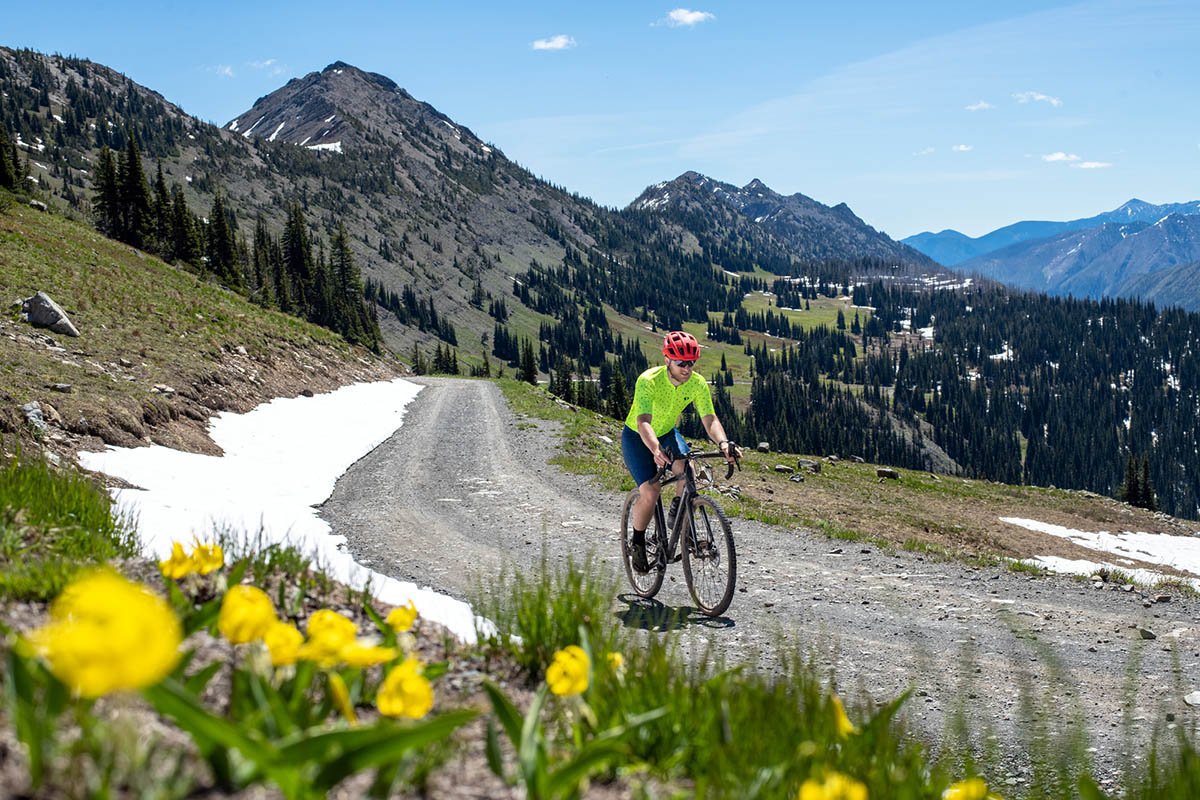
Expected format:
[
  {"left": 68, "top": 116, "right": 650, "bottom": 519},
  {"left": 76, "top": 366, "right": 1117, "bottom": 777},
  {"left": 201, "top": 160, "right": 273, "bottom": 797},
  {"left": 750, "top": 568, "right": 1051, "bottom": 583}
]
[
  {"left": 681, "top": 495, "right": 736, "bottom": 616},
  {"left": 619, "top": 488, "right": 666, "bottom": 598}
]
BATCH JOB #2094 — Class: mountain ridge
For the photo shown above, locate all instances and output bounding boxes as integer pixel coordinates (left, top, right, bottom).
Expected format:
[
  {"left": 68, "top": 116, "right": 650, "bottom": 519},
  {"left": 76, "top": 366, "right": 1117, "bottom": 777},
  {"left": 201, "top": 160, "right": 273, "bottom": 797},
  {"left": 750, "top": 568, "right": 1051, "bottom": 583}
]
[{"left": 904, "top": 198, "right": 1200, "bottom": 266}]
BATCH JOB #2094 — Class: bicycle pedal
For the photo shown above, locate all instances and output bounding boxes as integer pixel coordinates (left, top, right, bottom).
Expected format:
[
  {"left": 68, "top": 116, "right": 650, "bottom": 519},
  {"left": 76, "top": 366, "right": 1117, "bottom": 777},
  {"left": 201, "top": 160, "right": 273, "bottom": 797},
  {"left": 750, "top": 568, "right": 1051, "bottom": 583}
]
[{"left": 669, "top": 553, "right": 682, "bottom": 564}]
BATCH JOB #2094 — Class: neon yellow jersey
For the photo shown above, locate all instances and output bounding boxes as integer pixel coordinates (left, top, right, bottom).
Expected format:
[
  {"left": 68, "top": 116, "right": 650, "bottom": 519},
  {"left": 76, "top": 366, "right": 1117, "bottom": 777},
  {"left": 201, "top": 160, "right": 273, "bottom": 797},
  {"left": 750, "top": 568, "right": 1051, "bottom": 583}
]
[{"left": 624, "top": 366, "right": 716, "bottom": 437}]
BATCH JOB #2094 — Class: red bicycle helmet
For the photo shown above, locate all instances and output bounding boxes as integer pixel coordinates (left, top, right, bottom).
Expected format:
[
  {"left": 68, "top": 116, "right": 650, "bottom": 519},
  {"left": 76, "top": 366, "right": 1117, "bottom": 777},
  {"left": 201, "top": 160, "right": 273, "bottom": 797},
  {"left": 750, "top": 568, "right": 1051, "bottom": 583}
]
[{"left": 662, "top": 330, "right": 700, "bottom": 360}]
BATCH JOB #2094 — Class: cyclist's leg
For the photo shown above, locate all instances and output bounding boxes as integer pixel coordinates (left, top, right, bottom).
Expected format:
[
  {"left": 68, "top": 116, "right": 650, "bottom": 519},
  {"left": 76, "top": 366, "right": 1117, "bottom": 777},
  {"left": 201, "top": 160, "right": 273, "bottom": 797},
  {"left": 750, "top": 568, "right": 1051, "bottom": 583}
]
[
  {"left": 662, "top": 428, "right": 688, "bottom": 514},
  {"left": 621, "top": 427, "right": 661, "bottom": 571}
]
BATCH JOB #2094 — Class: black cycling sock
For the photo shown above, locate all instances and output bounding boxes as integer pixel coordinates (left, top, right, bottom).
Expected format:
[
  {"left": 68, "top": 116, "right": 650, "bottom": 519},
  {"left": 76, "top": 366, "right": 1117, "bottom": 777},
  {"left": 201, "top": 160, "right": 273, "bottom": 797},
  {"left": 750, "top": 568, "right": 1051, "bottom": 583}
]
[{"left": 632, "top": 527, "right": 645, "bottom": 546}]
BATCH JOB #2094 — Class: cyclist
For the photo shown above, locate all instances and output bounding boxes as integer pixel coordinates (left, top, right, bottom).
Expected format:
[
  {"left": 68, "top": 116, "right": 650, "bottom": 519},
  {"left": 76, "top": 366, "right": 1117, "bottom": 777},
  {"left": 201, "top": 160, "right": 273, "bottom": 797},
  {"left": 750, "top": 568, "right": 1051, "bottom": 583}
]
[{"left": 622, "top": 330, "right": 740, "bottom": 572}]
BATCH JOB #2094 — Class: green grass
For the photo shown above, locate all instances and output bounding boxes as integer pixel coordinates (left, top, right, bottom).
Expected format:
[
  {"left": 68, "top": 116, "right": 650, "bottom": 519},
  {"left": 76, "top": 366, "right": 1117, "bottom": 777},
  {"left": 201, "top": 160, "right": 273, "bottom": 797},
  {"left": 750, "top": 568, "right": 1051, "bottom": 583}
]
[{"left": 0, "top": 450, "right": 138, "bottom": 601}]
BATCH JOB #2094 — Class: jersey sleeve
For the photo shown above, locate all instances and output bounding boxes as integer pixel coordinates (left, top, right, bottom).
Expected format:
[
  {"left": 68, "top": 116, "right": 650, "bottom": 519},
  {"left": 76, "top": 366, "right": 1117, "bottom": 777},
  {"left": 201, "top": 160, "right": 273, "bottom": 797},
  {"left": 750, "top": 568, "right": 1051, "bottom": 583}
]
[
  {"left": 693, "top": 376, "right": 715, "bottom": 417},
  {"left": 631, "top": 375, "right": 655, "bottom": 419}
]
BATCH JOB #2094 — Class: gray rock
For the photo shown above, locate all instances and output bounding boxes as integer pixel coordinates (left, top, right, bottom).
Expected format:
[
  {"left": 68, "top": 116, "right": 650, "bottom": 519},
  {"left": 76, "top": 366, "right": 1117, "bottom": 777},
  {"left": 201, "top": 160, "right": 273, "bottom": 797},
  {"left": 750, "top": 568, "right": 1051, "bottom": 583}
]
[
  {"left": 119, "top": 357, "right": 134, "bottom": 368},
  {"left": 877, "top": 467, "right": 901, "bottom": 480},
  {"left": 1184, "top": 691, "right": 1200, "bottom": 707},
  {"left": 797, "top": 459, "right": 821, "bottom": 474},
  {"left": 597, "top": 435, "right": 613, "bottom": 445},
  {"left": 236, "top": 345, "right": 249, "bottom": 356},
  {"left": 29, "top": 199, "right": 48, "bottom": 212},
  {"left": 852, "top": 455, "right": 865, "bottom": 463},
  {"left": 756, "top": 441, "right": 770, "bottom": 453},
  {"left": 789, "top": 473, "right": 805, "bottom": 483},
  {"left": 774, "top": 464, "right": 793, "bottom": 473},
  {"left": 21, "top": 401, "right": 47, "bottom": 433},
  {"left": 48, "top": 383, "right": 72, "bottom": 393},
  {"left": 1138, "top": 627, "right": 1157, "bottom": 640},
  {"left": 21, "top": 291, "right": 80, "bottom": 337}
]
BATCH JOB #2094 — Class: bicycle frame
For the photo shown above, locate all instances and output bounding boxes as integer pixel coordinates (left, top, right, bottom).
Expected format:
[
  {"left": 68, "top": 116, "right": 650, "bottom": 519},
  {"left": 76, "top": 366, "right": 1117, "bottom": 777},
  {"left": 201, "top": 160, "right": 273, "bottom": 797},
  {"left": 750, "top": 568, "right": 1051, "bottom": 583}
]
[{"left": 651, "top": 451, "right": 737, "bottom": 567}]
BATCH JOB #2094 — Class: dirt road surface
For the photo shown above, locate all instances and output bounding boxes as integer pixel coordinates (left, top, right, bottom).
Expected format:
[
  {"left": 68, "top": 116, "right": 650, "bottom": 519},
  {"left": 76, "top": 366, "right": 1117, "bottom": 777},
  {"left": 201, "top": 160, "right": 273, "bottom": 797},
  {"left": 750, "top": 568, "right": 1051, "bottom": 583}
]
[{"left": 321, "top": 378, "right": 1200, "bottom": 789}]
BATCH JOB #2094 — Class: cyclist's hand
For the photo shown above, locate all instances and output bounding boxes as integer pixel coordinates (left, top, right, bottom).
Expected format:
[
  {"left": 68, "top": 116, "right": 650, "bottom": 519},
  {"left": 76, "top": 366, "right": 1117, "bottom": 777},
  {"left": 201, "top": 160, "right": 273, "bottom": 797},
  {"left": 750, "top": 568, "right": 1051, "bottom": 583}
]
[
  {"left": 720, "top": 441, "right": 741, "bottom": 463},
  {"left": 652, "top": 447, "right": 672, "bottom": 468}
]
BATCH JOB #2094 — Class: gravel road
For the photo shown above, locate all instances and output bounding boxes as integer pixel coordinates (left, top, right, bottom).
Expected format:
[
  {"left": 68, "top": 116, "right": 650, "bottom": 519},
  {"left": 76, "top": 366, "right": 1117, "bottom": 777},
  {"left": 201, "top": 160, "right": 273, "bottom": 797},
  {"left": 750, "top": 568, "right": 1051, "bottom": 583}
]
[{"left": 321, "top": 378, "right": 1200, "bottom": 789}]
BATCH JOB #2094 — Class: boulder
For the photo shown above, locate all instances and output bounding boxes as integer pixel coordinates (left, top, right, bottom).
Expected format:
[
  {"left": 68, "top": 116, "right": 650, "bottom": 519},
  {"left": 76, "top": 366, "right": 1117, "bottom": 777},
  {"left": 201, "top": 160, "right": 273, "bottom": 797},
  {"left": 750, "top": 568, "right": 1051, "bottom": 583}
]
[
  {"left": 21, "top": 291, "right": 80, "bottom": 337},
  {"left": 797, "top": 459, "right": 821, "bottom": 474},
  {"left": 876, "top": 467, "right": 900, "bottom": 480},
  {"left": 29, "top": 199, "right": 48, "bottom": 212},
  {"left": 852, "top": 456, "right": 865, "bottom": 463},
  {"left": 774, "top": 464, "right": 793, "bottom": 473},
  {"left": 756, "top": 441, "right": 770, "bottom": 453},
  {"left": 21, "top": 401, "right": 48, "bottom": 433}
]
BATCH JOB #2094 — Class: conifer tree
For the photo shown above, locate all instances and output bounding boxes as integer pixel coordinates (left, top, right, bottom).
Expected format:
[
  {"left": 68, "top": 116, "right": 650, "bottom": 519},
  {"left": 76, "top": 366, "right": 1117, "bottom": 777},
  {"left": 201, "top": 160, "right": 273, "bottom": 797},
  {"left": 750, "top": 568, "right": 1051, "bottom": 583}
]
[
  {"left": 607, "top": 367, "right": 629, "bottom": 420},
  {"left": 206, "top": 191, "right": 241, "bottom": 288},
  {"left": 520, "top": 339, "right": 538, "bottom": 385},
  {"left": 116, "top": 129, "right": 153, "bottom": 248},
  {"left": 1139, "top": 454, "right": 1156, "bottom": 511},
  {"left": 92, "top": 146, "right": 120, "bottom": 237},
  {"left": 1118, "top": 454, "right": 1140, "bottom": 505},
  {"left": 0, "top": 126, "right": 15, "bottom": 191}
]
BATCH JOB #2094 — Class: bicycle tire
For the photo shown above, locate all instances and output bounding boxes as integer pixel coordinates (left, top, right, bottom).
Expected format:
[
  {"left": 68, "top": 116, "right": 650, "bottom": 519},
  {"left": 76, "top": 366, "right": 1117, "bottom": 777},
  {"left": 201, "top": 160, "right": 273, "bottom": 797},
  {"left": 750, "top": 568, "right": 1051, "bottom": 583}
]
[
  {"left": 619, "top": 487, "right": 665, "bottom": 598},
  {"left": 681, "top": 494, "right": 736, "bottom": 616}
]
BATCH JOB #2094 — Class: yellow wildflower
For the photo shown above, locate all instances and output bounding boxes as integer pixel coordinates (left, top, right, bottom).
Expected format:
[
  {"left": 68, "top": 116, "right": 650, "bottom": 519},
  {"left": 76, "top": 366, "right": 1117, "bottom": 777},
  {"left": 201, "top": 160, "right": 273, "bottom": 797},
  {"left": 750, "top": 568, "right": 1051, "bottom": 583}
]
[
  {"left": 386, "top": 601, "right": 418, "bottom": 632},
  {"left": 159, "top": 542, "right": 197, "bottom": 579},
  {"left": 832, "top": 695, "right": 857, "bottom": 737},
  {"left": 799, "top": 771, "right": 868, "bottom": 800},
  {"left": 297, "top": 609, "right": 358, "bottom": 666},
  {"left": 340, "top": 641, "right": 397, "bottom": 668},
  {"left": 943, "top": 778, "right": 1002, "bottom": 800},
  {"left": 25, "top": 569, "right": 182, "bottom": 698},
  {"left": 218, "top": 585, "right": 276, "bottom": 644},
  {"left": 263, "top": 621, "right": 304, "bottom": 666},
  {"left": 606, "top": 652, "right": 625, "bottom": 670},
  {"left": 328, "top": 672, "right": 358, "bottom": 724},
  {"left": 191, "top": 541, "right": 224, "bottom": 575},
  {"left": 377, "top": 658, "right": 434, "bottom": 719},
  {"left": 546, "top": 645, "right": 589, "bottom": 696}
]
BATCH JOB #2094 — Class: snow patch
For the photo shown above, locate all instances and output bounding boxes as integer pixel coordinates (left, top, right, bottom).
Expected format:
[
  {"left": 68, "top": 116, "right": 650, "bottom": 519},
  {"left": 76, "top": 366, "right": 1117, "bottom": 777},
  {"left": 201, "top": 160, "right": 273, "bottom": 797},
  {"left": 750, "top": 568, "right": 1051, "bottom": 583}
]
[
  {"left": 306, "top": 141, "right": 343, "bottom": 153},
  {"left": 1003, "top": 517, "right": 1200, "bottom": 590},
  {"left": 267, "top": 122, "right": 286, "bottom": 142},
  {"left": 242, "top": 115, "right": 266, "bottom": 138},
  {"left": 78, "top": 379, "right": 490, "bottom": 643}
]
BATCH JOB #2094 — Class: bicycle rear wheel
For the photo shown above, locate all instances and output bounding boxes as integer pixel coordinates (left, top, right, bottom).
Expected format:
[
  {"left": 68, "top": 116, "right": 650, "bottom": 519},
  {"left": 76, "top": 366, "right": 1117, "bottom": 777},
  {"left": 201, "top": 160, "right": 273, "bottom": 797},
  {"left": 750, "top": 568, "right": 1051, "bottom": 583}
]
[
  {"left": 619, "top": 488, "right": 665, "bottom": 598},
  {"left": 681, "top": 495, "right": 736, "bottom": 616}
]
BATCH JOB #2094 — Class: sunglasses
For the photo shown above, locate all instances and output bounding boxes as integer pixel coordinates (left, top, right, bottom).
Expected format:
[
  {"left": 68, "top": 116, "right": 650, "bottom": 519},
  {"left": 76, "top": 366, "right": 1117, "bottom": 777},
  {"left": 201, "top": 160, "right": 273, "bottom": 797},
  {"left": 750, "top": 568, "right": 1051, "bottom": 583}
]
[{"left": 671, "top": 359, "right": 697, "bottom": 368}]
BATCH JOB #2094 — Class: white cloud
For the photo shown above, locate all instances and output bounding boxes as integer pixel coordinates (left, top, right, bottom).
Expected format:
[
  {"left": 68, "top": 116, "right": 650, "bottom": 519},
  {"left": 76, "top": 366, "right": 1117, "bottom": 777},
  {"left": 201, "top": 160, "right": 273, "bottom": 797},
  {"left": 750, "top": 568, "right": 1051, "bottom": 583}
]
[
  {"left": 965, "top": 100, "right": 993, "bottom": 111},
  {"left": 1042, "top": 151, "right": 1080, "bottom": 162},
  {"left": 952, "top": 144, "right": 973, "bottom": 152},
  {"left": 913, "top": 146, "right": 935, "bottom": 156},
  {"left": 249, "top": 58, "right": 284, "bottom": 76},
  {"left": 214, "top": 65, "right": 235, "bottom": 79},
  {"left": 531, "top": 34, "right": 577, "bottom": 51},
  {"left": 1014, "top": 91, "right": 1062, "bottom": 107},
  {"left": 1072, "top": 161, "right": 1112, "bottom": 169},
  {"left": 656, "top": 8, "right": 716, "bottom": 27}
]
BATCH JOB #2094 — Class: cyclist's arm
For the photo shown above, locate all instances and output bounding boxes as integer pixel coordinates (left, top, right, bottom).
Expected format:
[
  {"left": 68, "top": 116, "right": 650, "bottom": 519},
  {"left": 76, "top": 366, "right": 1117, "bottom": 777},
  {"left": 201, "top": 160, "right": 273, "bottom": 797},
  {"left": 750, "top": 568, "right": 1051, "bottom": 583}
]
[
  {"left": 636, "top": 414, "right": 672, "bottom": 466},
  {"left": 700, "top": 414, "right": 739, "bottom": 460}
]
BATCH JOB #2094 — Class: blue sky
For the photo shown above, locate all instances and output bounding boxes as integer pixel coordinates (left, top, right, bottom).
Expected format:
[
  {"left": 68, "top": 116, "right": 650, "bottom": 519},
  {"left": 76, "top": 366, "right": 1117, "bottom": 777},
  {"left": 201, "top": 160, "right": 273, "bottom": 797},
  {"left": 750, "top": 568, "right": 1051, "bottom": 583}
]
[{"left": 7, "top": 0, "right": 1199, "bottom": 238}]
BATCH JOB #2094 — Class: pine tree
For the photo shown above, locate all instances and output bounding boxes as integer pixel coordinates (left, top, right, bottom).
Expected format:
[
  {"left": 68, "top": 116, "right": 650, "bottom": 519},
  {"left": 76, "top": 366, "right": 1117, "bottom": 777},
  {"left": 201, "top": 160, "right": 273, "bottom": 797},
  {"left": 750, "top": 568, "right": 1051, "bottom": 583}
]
[
  {"left": 0, "top": 126, "right": 15, "bottom": 191},
  {"left": 1118, "top": 454, "right": 1140, "bottom": 505},
  {"left": 116, "top": 130, "right": 153, "bottom": 248},
  {"left": 607, "top": 367, "right": 629, "bottom": 420},
  {"left": 1139, "top": 454, "right": 1156, "bottom": 511},
  {"left": 206, "top": 191, "right": 242, "bottom": 288},
  {"left": 520, "top": 339, "right": 538, "bottom": 385},
  {"left": 92, "top": 146, "right": 120, "bottom": 237}
]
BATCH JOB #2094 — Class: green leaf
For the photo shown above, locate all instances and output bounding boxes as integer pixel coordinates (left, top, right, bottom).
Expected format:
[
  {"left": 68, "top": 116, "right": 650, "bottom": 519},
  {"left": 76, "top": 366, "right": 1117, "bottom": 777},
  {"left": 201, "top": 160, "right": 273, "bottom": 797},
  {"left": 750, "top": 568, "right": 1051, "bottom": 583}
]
[
  {"left": 184, "top": 661, "right": 222, "bottom": 695},
  {"left": 518, "top": 684, "right": 549, "bottom": 792},
  {"left": 485, "top": 716, "right": 506, "bottom": 779},
  {"left": 1077, "top": 774, "right": 1110, "bottom": 800},
  {"left": 363, "top": 599, "right": 387, "bottom": 635},
  {"left": 311, "top": 710, "right": 477, "bottom": 791},
  {"left": 482, "top": 680, "right": 523, "bottom": 746},
  {"left": 183, "top": 594, "right": 223, "bottom": 637},
  {"left": 144, "top": 679, "right": 278, "bottom": 768},
  {"left": 227, "top": 557, "right": 249, "bottom": 586},
  {"left": 424, "top": 660, "right": 449, "bottom": 681},
  {"left": 546, "top": 740, "right": 625, "bottom": 796},
  {"left": 5, "top": 648, "right": 46, "bottom": 786}
]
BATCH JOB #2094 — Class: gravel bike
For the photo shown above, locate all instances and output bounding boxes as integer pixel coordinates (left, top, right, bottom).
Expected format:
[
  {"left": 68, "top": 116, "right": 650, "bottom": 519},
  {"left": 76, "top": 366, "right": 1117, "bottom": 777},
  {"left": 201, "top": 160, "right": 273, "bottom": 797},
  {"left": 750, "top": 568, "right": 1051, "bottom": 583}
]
[{"left": 619, "top": 448, "right": 740, "bottom": 617}]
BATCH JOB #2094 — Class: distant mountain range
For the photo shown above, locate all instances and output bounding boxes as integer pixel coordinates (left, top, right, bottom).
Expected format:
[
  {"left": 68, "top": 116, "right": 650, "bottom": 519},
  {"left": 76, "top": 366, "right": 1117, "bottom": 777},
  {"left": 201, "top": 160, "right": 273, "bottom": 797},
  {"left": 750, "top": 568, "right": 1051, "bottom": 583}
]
[
  {"left": 903, "top": 199, "right": 1200, "bottom": 266},
  {"left": 631, "top": 171, "right": 934, "bottom": 268}
]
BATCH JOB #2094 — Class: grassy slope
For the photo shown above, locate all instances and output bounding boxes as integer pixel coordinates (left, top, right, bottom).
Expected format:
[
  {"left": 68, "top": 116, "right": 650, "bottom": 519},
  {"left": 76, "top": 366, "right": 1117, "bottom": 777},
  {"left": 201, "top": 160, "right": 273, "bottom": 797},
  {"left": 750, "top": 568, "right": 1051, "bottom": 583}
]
[{"left": 0, "top": 200, "right": 397, "bottom": 454}]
